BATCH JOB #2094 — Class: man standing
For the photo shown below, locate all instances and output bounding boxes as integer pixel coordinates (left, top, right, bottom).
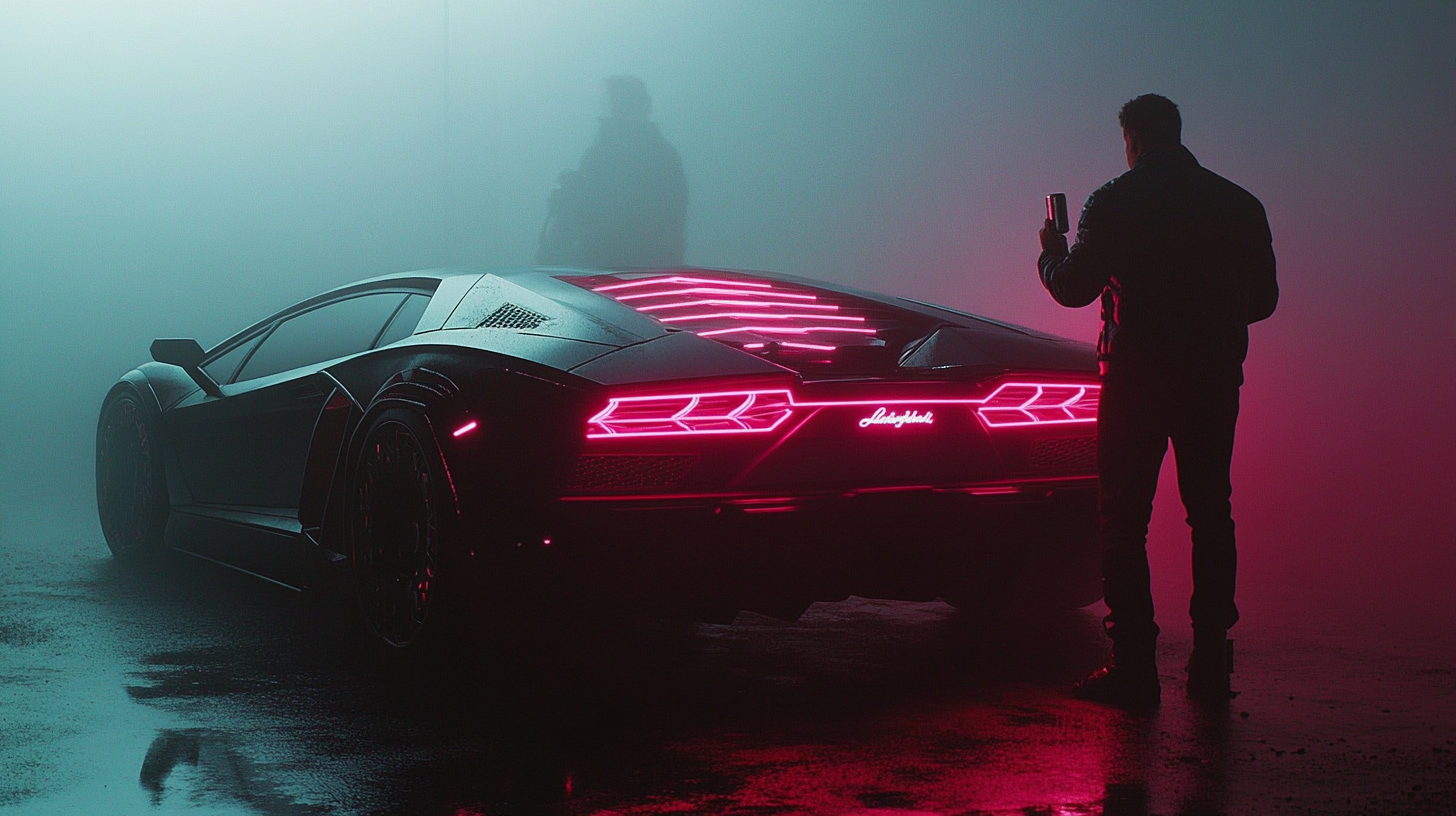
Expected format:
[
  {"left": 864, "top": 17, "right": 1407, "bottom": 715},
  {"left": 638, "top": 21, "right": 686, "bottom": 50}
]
[
  {"left": 1038, "top": 94, "right": 1278, "bottom": 705},
  {"left": 537, "top": 75, "right": 688, "bottom": 269}
]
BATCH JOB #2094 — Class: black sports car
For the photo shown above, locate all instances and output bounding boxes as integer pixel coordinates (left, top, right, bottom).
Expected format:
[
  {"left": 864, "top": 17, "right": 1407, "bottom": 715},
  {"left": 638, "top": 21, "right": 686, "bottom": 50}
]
[{"left": 97, "top": 267, "right": 1102, "bottom": 648}]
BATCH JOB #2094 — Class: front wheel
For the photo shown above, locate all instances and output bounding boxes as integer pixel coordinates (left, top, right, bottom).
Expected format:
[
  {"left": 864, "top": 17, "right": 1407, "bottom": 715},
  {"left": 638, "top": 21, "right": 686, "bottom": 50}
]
[
  {"left": 347, "top": 409, "right": 458, "bottom": 650},
  {"left": 96, "top": 386, "right": 169, "bottom": 560}
]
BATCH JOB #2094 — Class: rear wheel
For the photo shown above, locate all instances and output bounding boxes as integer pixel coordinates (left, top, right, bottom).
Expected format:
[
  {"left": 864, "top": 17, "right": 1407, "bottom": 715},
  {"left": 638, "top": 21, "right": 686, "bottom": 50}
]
[
  {"left": 96, "top": 387, "right": 169, "bottom": 560},
  {"left": 347, "top": 410, "right": 455, "bottom": 650}
]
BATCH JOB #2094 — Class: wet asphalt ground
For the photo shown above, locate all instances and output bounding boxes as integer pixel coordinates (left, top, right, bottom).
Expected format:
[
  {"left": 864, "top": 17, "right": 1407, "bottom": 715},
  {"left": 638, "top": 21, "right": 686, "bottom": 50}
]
[{"left": 2, "top": 515, "right": 1454, "bottom": 816}]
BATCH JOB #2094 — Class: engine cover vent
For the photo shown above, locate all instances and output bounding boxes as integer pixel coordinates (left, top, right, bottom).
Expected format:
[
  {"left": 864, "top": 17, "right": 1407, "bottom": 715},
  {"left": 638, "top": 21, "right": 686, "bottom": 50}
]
[
  {"left": 478, "top": 303, "right": 547, "bottom": 330},
  {"left": 566, "top": 455, "right": 697, "bottom": 491},
  {"left": 1027, "top": 436, "right": 1097, "bottom": 471}
]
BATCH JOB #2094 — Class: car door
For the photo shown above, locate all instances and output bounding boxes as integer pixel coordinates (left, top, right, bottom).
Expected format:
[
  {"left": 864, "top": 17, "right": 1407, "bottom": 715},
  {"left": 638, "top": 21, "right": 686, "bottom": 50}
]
[{"left": 167, "top": 291, "right": 409, "bottom": 510}]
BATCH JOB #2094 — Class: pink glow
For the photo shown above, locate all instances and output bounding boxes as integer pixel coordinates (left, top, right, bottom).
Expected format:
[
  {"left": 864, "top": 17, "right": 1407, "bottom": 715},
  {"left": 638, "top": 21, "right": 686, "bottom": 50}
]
[
  {"left": 698, "top": 326, "right": 878, "bottom": 337},
  {"left": 557, "top": 475, "right": 1091, "bottom": 502},
  {"left": 848, "top": 484, "right": 935, "bottom": 494},
  {"left": 974, "top": 383, "right": 1100, "bottom": 427},
  {"left": 586, "top": 381, "right": 1098, "bottom": 440},
  {"left": 647, "top": 301, "right": 840, "bottom": 313},
  {"left": 593, "top": 276, "right": 773, "bottom": 292},
  {"left": 574, "top": 271, "right": 896, "bottom": 354},
  {"left": 587, "top": 389, "right": 795, "bottom": 438},
  {"left": 451, "top": 420, "right": 478, "bottom": 437},
  {"left": 662, "top": 312, "right": 864, "bottom": 323},
  {"left": 627, "top": 292, "right": 823, "bottom": 305}
]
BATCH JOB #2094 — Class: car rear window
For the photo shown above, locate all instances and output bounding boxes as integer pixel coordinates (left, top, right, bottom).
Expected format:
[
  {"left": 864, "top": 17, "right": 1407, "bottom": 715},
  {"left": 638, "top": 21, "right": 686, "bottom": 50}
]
[{"left": 562, "top": 271, "right": 939, "bottom": 376}]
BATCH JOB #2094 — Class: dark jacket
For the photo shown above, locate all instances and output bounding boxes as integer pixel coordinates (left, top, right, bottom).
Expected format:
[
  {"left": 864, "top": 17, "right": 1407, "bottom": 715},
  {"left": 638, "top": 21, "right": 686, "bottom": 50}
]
[
  {"left": 1039, "top": 145, "right": 1278, "bottom": 374},
  {"left": 538, "top": 117, "right": 688, "bottom": 268}
]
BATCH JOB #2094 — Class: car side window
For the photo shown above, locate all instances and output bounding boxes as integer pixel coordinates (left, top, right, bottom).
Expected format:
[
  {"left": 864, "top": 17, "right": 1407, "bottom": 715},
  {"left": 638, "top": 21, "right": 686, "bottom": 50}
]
[
  {"left": 202, "top": 335, "right": 263, "bottom": 385},
  {"left": 373, "top": 294, "right": 430, "bottom": 348},
  {"left": 235, "top": 293, "right": 407, "bottom": 383}
]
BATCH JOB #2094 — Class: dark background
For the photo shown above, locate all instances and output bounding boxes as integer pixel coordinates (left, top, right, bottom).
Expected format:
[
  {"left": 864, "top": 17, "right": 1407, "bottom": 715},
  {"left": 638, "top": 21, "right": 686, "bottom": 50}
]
[{"left": 1, "top": 1, "right": 1453, "bottom": 635}]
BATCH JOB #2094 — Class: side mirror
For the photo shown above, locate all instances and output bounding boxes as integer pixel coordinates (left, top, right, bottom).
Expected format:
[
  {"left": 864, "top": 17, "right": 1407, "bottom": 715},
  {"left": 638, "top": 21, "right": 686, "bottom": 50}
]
[{"left": 150, "top": 338, "right": 221, "bottom": 397}]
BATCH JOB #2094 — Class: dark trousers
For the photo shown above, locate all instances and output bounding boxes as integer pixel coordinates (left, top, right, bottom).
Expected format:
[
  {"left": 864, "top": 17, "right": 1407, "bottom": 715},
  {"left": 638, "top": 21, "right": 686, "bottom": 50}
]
[{"left": 1097, "top": 364, "right": 1242, "bottom": 652}]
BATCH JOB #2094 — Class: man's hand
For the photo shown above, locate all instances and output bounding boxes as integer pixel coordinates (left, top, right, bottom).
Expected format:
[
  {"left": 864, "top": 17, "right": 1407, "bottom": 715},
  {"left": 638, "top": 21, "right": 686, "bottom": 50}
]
[{"left": 1039, "top": 219, "right": 1068, "bottom": 255}]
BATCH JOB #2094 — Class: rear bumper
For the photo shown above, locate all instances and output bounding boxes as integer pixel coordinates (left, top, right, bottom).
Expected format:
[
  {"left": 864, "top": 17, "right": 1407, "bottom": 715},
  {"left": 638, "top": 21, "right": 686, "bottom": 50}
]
[{"left": 536, "top": 476, "right": 1099, "bottom": 619}]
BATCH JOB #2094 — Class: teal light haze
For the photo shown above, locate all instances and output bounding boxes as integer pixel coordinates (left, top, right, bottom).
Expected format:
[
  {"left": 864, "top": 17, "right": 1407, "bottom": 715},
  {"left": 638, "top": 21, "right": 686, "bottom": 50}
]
[{"left": 1, "top": 2, "right": 1453, "bottom": 623}]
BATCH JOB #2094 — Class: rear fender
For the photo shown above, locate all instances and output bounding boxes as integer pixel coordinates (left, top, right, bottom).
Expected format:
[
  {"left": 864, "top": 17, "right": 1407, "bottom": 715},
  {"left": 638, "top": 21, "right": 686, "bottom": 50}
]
[
  {"left": 298, "top": 386, "right": 361, "bottom": 560},
  {"left": 347, "top": 368, "right": 470, "bottom": 519}
]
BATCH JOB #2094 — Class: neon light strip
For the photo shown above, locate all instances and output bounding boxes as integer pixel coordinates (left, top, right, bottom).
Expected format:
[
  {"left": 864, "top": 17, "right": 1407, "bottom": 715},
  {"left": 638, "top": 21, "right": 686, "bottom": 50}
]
[
  {"left": 559, "top": 476, "right": 1094, "bottom": 502},
  {"left": 452, "top": 420, "right": 478, "bottom": 437},
  {"left": 594, "top": 276, "right": 773, "bottom": 292},
  {"left": 779, "top": 341, "right": 836, "bottom": 351},
  {"left": 697, "top": 326, "right": 877, "bottom": 337},
  {"left": 975, "top": 383, "right": 1099, "bottom": 427},
  {"left": 661, "top": 312, "right": 864, "bottom": 323},
  {"left": 789, "top": 383, "right": 1097, "bottom": 408},
  {"left": 585, "top": 382, "right": 1098, "bottom": 439},
  {"left": 618, "top": 288, "right": 821, "bottom": 303},
  {"left": 636, "top": 298, "right": 835, "bottom": 311},
  {"left": 586, "top": 389, "right": 796, "bottom": 438}
]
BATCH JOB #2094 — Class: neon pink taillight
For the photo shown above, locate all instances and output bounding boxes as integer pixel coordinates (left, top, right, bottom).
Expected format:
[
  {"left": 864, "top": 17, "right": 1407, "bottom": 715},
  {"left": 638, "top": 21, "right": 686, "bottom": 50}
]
[
  {"left": 587, "top": 390, "right": 794, "bottom": 438},
  {"left": 975, "top": 383, "right": 1100, "bottom": 427}
]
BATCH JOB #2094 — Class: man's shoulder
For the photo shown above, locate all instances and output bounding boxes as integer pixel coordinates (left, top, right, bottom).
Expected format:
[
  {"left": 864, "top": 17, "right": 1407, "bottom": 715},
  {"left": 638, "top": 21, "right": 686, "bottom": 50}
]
[
  {"left": 1215, "top": 170, "right": 1264, "bottom": 203},
  {"left": 1083, "top": 175, "right": 1126, "bottom": 211},
  {"left": 1195, "top": 165, "right": 1267, "bottom": 219}
]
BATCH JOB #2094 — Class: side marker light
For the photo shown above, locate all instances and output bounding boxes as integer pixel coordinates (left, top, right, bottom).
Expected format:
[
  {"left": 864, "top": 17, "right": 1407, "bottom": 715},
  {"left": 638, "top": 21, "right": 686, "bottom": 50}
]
[{"left": 452, "top": 420, "right": 478, "bottom": 438}]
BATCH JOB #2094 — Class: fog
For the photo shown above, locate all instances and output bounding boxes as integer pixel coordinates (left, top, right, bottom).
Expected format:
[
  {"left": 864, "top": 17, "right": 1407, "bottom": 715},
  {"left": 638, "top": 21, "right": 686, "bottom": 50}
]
[{"left": 2, "top": 2, "right": 1453, "bottom": 628}]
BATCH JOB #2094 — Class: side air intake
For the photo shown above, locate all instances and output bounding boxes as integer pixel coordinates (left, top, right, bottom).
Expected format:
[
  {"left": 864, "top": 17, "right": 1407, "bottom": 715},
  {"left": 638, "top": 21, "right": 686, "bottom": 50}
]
[{"left": 478, "top": 303, "right": 548, "bottom": 330}]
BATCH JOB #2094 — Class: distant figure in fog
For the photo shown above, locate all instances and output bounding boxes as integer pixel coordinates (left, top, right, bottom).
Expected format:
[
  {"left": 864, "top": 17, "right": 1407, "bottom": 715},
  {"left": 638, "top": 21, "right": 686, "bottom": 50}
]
[
  {"left": 1037, "top": 94, "right": 1278, "bottom": 707},
  {"left": 537, "top": 75, "right": 688, "bottom": 268}
]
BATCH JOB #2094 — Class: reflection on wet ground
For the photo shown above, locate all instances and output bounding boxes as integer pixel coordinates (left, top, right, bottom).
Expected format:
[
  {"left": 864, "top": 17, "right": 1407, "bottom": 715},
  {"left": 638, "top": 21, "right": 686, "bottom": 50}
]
[{"left": 1, "top": 528, "right": 1453, "bottom": 815}]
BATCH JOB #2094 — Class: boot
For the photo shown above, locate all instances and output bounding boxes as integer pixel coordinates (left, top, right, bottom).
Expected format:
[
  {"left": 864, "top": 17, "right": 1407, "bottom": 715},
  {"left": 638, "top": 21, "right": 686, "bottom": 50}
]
[
  {"left": 1187, "top": 629, "right": 1233, "bottom": 702},
  {"left": 1073, "top": 643, "right": 1160, "bottom": 708}
]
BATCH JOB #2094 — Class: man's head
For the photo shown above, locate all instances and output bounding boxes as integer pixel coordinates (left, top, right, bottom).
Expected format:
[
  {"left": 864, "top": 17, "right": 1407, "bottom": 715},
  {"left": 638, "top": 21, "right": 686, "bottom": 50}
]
[
  {"left": 604, "top": 75, "right": 651, "bottom": 120},
  {"left": 1118, "top": 94, "right": 1180, "bottom": 168}
]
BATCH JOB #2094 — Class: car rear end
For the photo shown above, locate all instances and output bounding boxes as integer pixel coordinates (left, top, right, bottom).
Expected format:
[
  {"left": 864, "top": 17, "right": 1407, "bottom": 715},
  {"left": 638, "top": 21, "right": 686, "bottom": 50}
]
[{"left": 545, "top": 271, "right": 1102, "bottom": 619}]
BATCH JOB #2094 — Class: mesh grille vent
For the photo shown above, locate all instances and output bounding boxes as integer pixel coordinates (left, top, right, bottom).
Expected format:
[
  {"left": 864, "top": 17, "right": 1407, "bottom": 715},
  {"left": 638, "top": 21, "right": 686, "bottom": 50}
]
[
  {"left": 478, "top": 303, "right": 547, "bottom": 330},
  {"left": 1028, "top": 436, "right": 1097, "bottom": 471},
  {"left": 566, "top": 455, "right": 697, "bottom": 491}
]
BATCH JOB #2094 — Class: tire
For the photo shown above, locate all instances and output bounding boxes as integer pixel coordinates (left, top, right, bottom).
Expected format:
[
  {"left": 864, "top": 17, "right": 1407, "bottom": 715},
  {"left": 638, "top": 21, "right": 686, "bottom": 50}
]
[
  {"left": 346, "top": 409, "right": 458, "bottom": 651},
  {"left": 96, "top": 386, "right": 170, "bottom": 560}
]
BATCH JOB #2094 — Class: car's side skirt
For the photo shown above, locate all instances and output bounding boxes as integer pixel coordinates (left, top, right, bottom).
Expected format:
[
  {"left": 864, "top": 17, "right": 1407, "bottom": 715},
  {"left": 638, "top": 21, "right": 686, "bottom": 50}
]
[{"left": 166, "top": 504, "right": 319, "bottom": 591}]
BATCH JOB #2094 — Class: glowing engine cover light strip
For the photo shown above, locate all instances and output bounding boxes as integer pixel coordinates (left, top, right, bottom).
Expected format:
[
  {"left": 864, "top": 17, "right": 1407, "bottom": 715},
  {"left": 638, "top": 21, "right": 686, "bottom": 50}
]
[
  {"left": 579, "top": 273, "right": 878, "bottom": 354},
  {"left": 974, "top": 383, "right": 1100, "bottom": 427},
  {"left": 594, "top": 276, "right": 773, "bottom": 292},
  {"left": 631, "top": 294, "right": 826, "bottom": 308},
  {"left": 585, "top": 382, "right": 1098, "bottom": 439},
  {"left": 587, "top": 390, "right": 795, "bottom": 438}
]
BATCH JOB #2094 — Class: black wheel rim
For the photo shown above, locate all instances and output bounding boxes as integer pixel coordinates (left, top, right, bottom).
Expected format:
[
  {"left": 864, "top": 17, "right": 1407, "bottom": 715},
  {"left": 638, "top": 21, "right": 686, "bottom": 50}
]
[
  {"left": 351, "top": 421, "right": 439, "bottom": 648},
  {"left": 97, "top": 396, "right": 156, "bottom": 555}
]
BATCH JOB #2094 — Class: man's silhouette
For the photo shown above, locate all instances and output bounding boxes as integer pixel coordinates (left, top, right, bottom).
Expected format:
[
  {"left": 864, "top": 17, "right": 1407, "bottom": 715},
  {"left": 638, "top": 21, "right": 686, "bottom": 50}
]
[
  {"left": 537, "top": 75, "right": 688, "bottom": 268},
  {"left": 1038, "top": 94, "right": 1278, "bottom": 706}
]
